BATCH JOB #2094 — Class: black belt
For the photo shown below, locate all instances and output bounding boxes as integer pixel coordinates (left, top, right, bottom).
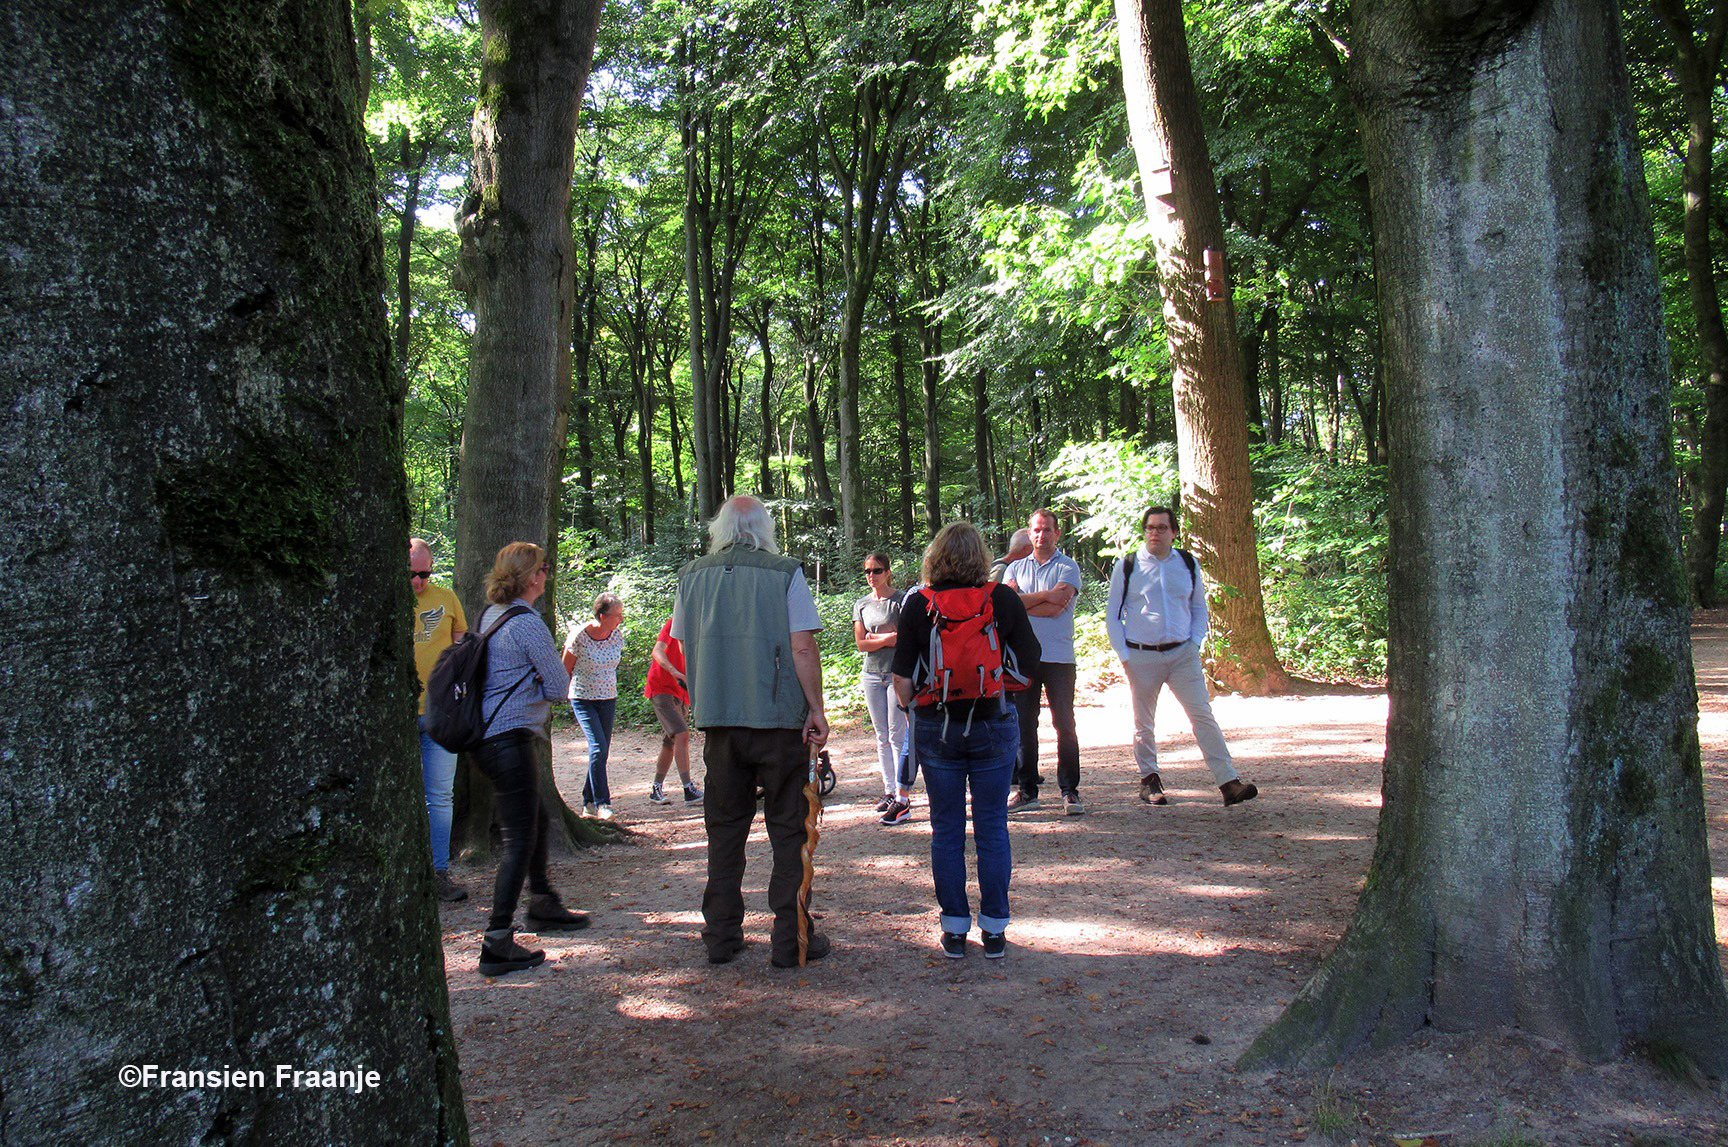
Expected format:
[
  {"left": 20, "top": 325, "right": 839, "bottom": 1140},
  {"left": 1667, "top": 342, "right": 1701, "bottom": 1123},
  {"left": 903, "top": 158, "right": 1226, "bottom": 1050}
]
[{"left": 1127, "top": 639, "right": 1186, "bottom": 652}]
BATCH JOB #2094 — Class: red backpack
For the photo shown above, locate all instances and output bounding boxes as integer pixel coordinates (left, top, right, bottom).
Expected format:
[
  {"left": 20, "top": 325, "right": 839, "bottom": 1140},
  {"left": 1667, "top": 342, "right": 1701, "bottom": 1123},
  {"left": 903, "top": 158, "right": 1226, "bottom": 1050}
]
[{"left": 911, "top": 586, "right": 1029, "bottom": 708}]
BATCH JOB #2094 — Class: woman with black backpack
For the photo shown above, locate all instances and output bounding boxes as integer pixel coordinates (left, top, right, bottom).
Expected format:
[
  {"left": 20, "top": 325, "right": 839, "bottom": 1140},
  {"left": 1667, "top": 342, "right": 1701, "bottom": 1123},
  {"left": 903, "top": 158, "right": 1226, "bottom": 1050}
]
[
  {"left": 471, "top": 542, "right": 591, "bottom": 977},
  {"left": 891, "top": 522, "right": 1041, "bottom": 960}
]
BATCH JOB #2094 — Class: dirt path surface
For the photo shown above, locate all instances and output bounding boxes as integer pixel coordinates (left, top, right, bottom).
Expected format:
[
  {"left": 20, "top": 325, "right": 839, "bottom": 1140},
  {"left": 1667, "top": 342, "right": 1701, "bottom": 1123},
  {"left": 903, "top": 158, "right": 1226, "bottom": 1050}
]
[{"left": 442, "top": 622, "right": 1728, "bottom": 1146}]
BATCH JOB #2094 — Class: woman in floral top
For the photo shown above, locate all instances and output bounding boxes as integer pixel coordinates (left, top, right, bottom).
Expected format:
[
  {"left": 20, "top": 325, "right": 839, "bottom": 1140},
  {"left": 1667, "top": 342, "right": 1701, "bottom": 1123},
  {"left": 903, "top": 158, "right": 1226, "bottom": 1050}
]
[{"left": 563, "top": 592, "right": 625, "bottom": 819}]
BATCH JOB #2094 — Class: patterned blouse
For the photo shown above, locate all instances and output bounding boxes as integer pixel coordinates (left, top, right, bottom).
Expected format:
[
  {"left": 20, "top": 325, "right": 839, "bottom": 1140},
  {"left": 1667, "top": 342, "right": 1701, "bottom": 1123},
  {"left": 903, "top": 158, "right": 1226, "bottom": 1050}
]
[{"left": 564, "top": 624, "right": 626, "bottom": 701}]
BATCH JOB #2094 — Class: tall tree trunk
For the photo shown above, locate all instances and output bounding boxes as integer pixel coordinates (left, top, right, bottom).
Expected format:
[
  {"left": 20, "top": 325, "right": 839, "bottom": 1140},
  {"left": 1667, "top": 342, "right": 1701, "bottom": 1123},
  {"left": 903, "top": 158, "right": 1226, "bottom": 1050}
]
[
  {"left": 453, "top": 0, "right": 605, "bottom": 856},
  {"left": 394, "top": 132, "right": 426, "bottom": 375},
  {"left": 1116, "top": 0, "right": 1291, "bottom": 695},
  {"left": 1, "top": 1, "right": 464, "bottom": 1137},
  {"left": 1652, "top": 0, "right": 1728, "bottom": 604},
  {"left": 890, "top": 309, "right": 915, "bottom": 544},
  {"left": 973, "top": 366, "right": 993, "bottom": 516},
  {"left": 921, "top": 332, "right": 941, "bottom": 534},
  {"left": 1246, "top": 0, "right": 1728, "bottom": 1073},
  {"left": 455, "top": 0, "right": 602, "bottom": 602}
]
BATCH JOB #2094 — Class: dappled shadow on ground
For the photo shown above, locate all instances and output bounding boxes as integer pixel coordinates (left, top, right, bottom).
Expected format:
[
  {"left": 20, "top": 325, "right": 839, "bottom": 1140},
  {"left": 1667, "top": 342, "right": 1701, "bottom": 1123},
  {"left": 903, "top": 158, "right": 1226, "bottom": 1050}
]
[{"left": 443, "top": 661, "right": 1726, "bottom": 1145}]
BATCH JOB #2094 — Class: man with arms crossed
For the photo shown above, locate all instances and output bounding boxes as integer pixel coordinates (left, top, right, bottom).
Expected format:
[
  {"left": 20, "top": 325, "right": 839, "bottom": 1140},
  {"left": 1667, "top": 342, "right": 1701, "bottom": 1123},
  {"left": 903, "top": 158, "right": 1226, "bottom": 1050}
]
[
  {"left": 410, "top": 537, "right": 468, "bottom": 901},
  {"left": 1005, "top": 509, "right": 1084, "bottom": 815},
  {"left": 1106, "top": 506, "right": 1259, "bottom": 807},
  {"left": 673, "top": 495, "right": 831, "bottom": 968}
]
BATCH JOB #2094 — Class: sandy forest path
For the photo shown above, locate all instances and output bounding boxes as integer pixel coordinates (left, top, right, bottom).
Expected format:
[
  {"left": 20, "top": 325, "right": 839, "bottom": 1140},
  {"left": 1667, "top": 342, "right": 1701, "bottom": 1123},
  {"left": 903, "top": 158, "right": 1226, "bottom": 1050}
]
[{"left": 439, "top": 619, "right": 1728, "bottom": 1146}]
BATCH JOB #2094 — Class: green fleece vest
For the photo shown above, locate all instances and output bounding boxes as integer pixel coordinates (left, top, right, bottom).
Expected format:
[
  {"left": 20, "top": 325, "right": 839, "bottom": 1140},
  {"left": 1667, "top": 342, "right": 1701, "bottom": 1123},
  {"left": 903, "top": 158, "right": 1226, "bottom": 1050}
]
[{"left": 676, "top": 544, "right": 809, "bottom": 730}]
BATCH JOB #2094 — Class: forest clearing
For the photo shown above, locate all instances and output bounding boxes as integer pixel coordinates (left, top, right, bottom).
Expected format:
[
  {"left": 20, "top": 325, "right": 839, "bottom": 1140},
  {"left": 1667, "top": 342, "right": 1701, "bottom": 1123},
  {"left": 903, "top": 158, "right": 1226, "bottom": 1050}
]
[{"left": 438, "top": 619, "right": 1728, "bottom": 1147}]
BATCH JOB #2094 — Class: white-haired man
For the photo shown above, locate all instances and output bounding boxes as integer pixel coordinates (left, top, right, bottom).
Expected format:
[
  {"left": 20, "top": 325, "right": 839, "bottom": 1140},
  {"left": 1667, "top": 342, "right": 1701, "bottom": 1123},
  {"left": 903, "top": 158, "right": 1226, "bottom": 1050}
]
[{"left": 672, "top": 495, "right": 831, "bottom": 968}]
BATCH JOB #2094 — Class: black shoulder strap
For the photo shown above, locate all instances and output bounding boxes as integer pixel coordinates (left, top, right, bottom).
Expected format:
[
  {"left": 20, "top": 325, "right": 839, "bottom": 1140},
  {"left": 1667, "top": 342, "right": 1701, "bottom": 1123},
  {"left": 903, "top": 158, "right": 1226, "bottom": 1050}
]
[
  {"left": 1115, "top": 554, "right": 1135, "bottom": 622},
  {"left": 1177, "top": 549, "right": 1197, "bottom": 584},
  {"left": 481, "top": 603, "right": 533, "bottom": 640}
]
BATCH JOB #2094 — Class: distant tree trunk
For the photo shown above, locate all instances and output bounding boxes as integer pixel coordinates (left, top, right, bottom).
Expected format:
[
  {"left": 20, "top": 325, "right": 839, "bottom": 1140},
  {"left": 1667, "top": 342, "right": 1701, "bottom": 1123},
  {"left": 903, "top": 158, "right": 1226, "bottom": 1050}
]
[
  {"left": 659, "top": 341, "right": 687, "bottom": 506},
  {"left": 973, "top": 366, "right": 993, "bottom": 515},
  {"left": 394, "top": 131, "right": 428, "bottom": 374},
  {"left": 1245, "top": 0, "right": 1728, "bottom": 1074},
  {"left": 453, "top": 0, "right": 606, "bottom": 856},
  {"left": 890, "top": 307, "right": 916, "bottom": 544},
  {"left": 828, "top": 77, "right": 912, "bottom": 553},
  {"left": 1651, "top": 0, "right": 1728, "bottom": 604},
  {"left": 1, "top": 1, "right": 464, "bottom": 1138},
  {"left": 1116, "top": 0, "right": 1291, "bottom": 695},
  {"left": 921, "top": 338, "right": 941, "bottom": 532},
  {"left": 569, "top": 142, "right": 604, "bottom": 531}
]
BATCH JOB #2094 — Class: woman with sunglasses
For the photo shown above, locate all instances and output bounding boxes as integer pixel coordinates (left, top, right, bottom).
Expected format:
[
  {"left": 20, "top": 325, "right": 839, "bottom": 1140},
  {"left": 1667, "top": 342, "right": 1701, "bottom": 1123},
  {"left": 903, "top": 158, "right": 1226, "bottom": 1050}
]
[
  {"left": 472, "top": 542, "right": 591, "bottom": 977},
  {"left": 854, "top": 551, "right": 909, "bottom": 822}
]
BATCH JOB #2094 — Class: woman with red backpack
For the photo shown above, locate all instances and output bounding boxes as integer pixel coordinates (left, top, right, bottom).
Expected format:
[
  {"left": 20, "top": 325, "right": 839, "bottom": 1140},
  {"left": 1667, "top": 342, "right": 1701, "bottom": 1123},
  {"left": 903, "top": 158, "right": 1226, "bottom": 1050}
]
[{"left": 891, "top": 522, "right": 1041, "bottom": 960}]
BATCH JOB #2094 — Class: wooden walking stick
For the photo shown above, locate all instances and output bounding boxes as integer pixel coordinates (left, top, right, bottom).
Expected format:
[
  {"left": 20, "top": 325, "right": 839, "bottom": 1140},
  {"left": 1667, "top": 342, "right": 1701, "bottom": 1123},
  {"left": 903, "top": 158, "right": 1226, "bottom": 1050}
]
[{"left": 795, "top": 742, "right": 824, "bottom": 966}]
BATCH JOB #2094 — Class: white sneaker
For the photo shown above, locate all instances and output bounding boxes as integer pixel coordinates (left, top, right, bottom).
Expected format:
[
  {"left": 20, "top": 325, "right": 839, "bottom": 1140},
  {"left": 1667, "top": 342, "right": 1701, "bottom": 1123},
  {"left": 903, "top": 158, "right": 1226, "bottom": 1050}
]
[
  {"left": 595, "top": 804, "right": 614, "bottom": 820},
  {"left": 583, "top": 803, "right": 598, "bottom": 816}
]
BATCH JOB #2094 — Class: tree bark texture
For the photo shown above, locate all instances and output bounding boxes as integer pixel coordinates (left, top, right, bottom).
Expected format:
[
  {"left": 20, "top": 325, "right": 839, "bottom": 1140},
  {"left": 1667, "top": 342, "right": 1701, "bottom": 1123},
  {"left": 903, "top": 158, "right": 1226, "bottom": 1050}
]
[
  {"left": 1114, "top": 0, "right": 1291, "bottom": 695},
  {"left": 1245, "top": 0, "right": 1728, "bottom": 1074},
  {"left": 0, "top": 2, "right": 466, "bottom": 1140},
  {"left": 454, "top": 0, "right": 602, "bottom": 605}
]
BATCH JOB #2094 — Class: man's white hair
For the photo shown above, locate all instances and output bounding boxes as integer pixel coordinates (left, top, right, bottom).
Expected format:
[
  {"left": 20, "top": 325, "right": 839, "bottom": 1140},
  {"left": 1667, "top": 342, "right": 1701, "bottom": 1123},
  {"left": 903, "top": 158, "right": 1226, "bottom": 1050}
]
[
  {"left": 708, "top": 495, "right": 779, "bottom": 554},
  {"left": 1008, "top": 528, "right": 1032, "bottom": 551}
]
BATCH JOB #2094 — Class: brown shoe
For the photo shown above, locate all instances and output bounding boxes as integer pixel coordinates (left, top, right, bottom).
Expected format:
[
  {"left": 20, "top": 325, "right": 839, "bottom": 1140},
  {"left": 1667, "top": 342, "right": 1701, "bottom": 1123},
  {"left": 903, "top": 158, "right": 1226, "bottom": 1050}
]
[
  {"left": 1139, "top": 774, "right": 1168, "bottom": 806},
  {"left": 526, "top": 891, "right": 591, "bottom": 932},
  {"left": 1220, "top": 779, "right": 1259, "bottom": 806}
]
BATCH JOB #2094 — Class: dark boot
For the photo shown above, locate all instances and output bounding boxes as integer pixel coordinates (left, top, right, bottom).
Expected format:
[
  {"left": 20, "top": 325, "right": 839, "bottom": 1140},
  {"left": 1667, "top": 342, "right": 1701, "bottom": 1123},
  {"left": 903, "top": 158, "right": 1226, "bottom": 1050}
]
[
  {"left": 526, "top": 890, "right": 591, "bottom": 932},
  {"left": 1139, "top": 773, "right": 1168, "bottom": 806},
  {"left": 1220, "top": 779, "right": 1259, "bottom": 806},
  {"left": 478, "top": 928, "right": 545, "bottom": 977}
]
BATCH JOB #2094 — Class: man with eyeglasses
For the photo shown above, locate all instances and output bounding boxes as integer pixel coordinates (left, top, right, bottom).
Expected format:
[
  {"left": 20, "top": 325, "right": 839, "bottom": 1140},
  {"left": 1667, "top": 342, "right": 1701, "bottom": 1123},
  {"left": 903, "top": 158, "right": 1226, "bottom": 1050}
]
[
  {"left": 410, "top": 537, "right": 469, "bottom": 901},
  {"left": 1105, "top": 506, "right": 1258, "bottom": 807}
]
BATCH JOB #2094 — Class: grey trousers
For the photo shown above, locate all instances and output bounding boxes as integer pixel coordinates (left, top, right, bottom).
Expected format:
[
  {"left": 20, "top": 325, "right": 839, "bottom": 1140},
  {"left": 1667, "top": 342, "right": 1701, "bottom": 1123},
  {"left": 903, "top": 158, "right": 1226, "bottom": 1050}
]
[{"left": 1121, "top": 643, "right": 1237, "bottom": 784}]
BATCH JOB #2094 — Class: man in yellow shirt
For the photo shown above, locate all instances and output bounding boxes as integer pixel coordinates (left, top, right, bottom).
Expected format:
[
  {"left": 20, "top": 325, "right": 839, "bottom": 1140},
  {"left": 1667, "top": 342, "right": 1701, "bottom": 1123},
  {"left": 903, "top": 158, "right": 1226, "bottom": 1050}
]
[{"left": 411, "top": 537, "right": 468, "bottom": 901}]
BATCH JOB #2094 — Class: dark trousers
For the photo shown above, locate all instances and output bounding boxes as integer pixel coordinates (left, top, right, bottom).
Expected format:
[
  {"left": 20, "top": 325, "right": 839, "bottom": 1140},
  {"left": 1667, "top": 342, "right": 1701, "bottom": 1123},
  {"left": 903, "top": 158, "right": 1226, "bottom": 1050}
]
[
  {"left": 473, "top": 728, "right": 552, "bottom": 931},
  {"left": 700, "top": 726, "right": 814, "bottom": 965},
  {"left": 1013, "top": 661, "right": 1079, "bottom": 797}
]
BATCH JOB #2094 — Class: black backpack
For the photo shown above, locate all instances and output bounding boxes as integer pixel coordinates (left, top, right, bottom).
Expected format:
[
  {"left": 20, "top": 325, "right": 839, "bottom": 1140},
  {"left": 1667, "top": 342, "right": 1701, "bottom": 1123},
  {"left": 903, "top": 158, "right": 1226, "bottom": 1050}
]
[
  {"left": 423, "top": 605, "right": 534, "bottom": 752},
  {"left": 1115, "top": 549, "right": 1198, "bottom": 622}
]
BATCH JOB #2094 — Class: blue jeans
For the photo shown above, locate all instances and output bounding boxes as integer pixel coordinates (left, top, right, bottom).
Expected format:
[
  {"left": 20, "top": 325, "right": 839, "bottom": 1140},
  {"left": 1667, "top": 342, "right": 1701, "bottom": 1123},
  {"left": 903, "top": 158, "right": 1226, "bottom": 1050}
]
[
  {"left": 418, "top": 715, "right": 457, "bottom": 871},
  {"left": 571, "top": 698, "right": 615, "bottom": 806},
  {"left": 914, "top": 704, "right": 1018, "bottom": 935}
]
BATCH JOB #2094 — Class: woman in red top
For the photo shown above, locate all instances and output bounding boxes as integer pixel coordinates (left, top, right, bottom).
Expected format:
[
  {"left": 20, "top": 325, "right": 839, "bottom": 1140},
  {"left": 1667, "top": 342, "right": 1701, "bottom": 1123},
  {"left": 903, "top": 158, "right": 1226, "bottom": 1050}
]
[{"left": 645, "top": 615, "right": 703, "bottom": 804}]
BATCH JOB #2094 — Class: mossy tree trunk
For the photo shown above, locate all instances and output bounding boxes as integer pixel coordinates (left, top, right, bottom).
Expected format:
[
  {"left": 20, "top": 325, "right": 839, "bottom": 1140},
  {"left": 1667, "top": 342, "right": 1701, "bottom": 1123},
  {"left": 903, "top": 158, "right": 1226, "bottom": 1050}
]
[
  {"left": 1114, "top": 0, "right": 1291, "bottom": 697},
  {"left": 450, "top": 0, "right": 606, "bottom": 856},
  {"left": 1244, "top": 0, "right": 1728, "bottom": 1075},
  {"left": 0, "top": 1, "right": 465, "bottom": 1140}
]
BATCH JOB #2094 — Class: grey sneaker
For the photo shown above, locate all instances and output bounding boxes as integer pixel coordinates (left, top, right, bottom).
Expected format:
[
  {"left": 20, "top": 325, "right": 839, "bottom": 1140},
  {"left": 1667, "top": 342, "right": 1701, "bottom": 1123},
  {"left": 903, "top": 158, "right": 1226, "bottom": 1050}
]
[
  {"left": 649, "top": 781, "right": 669, "bottom": 804},
  {"left": 683, "top": 782, "right": 704, "bottom": 803},
  {"left": 1140, "top": 773, "right": 1169, "bottom": 805},
  {"left": 434, "top": 870, "right": 468, "bottom": 903},
  {"left": 981, "top": 931, "right": 1007, "bottom": 959},
  {"left": 1006, "top": 792, "right": 1040, "bottom": 813},
  {"left": 940, "top": 931, "right": 967, "bottom": 959},
  {"left": 1063, "top": 792, "right": 1085, "bottom": 816}
]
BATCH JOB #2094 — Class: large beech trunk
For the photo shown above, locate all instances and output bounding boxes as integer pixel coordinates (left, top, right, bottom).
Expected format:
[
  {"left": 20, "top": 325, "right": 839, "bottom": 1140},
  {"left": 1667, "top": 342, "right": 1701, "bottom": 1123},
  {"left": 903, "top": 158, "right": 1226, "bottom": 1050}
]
[
  {"left": 452, "top": 0, "right": 606, "bottom": 857},
  {"left": 1115, "top": 0, "right": 1290, "bottom": 696},
  {"left": 454, "top": 0, "right": 603, "bottom": 604},
  {"left": 1245, "top": 0, "right": 1728, "bottom": 1073},
  {"left": 0, "top": 1, "right": 465, "bottom": 1138}
]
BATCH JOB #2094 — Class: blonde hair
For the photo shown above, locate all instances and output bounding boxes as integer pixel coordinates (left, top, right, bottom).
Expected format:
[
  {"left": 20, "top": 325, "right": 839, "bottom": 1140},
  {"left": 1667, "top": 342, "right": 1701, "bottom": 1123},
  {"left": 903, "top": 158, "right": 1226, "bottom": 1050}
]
[
  {"left": 921, "top": 522, "right": 991, "bottom": 587},
  {"left": 485, "top": 542, "right": 543, "bottom": 604}
]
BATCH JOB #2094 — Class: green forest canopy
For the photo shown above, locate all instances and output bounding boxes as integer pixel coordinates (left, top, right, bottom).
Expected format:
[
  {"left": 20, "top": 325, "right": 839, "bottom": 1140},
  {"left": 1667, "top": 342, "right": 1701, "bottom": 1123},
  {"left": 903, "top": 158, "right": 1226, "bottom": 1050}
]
[{"left": 362, "top": 0, "right": 1724, "bottom": 688}]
